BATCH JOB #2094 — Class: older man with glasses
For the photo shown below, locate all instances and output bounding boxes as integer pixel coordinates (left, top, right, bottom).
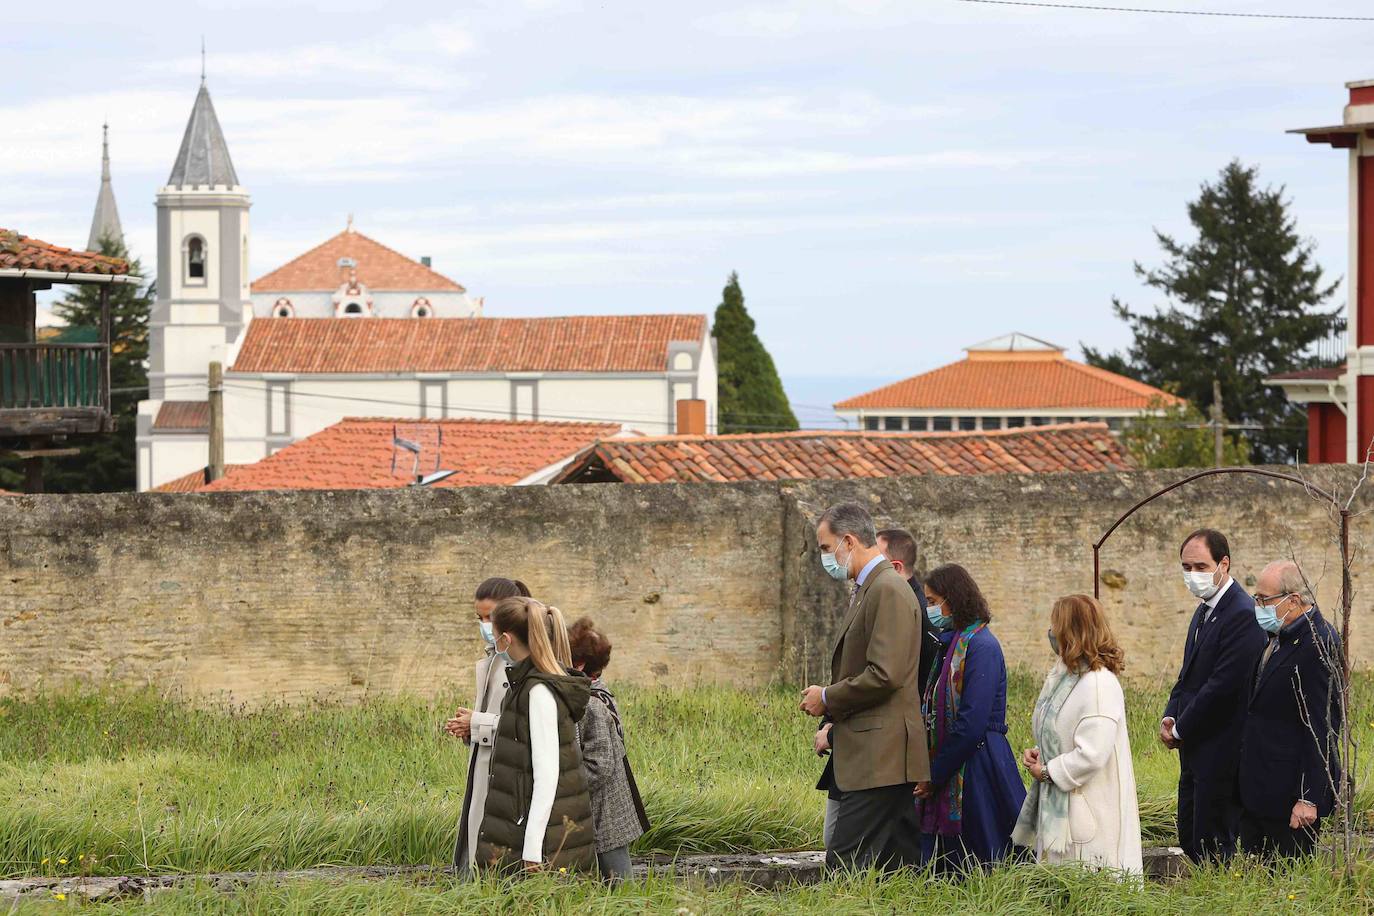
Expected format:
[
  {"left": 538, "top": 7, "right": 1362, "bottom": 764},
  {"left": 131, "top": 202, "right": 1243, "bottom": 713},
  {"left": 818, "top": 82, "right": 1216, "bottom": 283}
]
[{"left": 1236, "top": 560, "right": 1342, "bottom": 858}]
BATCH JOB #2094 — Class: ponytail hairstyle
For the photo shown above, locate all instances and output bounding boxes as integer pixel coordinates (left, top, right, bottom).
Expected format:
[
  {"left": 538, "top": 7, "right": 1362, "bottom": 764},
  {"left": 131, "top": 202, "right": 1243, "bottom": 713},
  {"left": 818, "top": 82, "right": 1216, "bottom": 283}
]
[
  {"left": 474, "top": 577, "right": 531, "bottom": 602},
  {"left": 544, "top": 605, "right": 574, "bottom": 669},
  {"left": 491, "top": 597, "right": 569, "bottom": 676}
]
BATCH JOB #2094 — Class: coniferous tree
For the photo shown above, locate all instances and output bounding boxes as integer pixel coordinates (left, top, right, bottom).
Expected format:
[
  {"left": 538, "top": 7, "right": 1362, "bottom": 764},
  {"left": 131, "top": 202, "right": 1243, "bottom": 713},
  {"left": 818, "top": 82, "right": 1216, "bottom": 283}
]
[
  {"left": 1082, "top": 160, "right": 1343, "bottom": 464},
  {"left": 0, "top": 236, "right": 152, "bottom": 492},
  {"left": 712, "top": 272, "right": 797, "bottom": 434}
]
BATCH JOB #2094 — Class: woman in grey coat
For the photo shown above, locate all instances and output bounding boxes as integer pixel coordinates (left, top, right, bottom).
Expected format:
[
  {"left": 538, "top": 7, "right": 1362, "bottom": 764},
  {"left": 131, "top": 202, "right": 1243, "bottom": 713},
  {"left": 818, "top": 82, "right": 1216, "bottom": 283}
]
[{"left": 568, "top": 617, "right": 651, "bottom": 880}]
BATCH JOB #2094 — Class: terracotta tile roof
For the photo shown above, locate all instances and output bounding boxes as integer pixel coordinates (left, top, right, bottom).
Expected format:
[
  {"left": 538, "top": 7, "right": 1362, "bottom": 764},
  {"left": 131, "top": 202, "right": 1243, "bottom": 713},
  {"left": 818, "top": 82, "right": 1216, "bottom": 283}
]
[
  {"left": 183, "top": 418, "right": 624, "bottom": 492},
  {"left": 153, "top": 401, "right": 211, "bottom": 431},
  {"left": 251, "top": 229, "right": 465, "bottom": 293},
  {"left": 230, "top": 315, "right": 708, "bottom": 374},
  {"left": 0, "top": 229, "right": 129, "bottom": 275},
  {"left": 554, "top": 423, "right": 1133, "bottom": 484},
  {"left": 151, "top": 465, "right": 248, "bottom": 493},
  {"left": 835, "top": 353, "right": 1182, "bottom": 412},
  {"left": 1268, "top": 365, "right": 1346, "bottom": 382}
]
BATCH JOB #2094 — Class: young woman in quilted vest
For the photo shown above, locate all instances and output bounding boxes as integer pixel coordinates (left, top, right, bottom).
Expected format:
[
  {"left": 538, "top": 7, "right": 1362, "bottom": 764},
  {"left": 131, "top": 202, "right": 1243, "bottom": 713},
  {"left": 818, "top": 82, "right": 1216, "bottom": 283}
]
[{"left": 474, "top": 597, "right": 597, "bottom": 874}]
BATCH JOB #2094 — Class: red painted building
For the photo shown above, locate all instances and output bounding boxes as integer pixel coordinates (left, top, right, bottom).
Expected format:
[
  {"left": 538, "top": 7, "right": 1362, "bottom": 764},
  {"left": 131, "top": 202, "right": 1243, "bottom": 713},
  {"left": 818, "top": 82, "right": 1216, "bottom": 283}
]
[{"left": 1269, "top": 80, "right": 1374, "bottom": 464}]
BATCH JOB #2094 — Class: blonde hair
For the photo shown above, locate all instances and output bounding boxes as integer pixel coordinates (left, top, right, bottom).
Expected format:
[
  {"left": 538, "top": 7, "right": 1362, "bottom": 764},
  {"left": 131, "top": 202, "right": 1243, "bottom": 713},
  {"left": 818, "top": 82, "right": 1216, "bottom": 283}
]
[
  {"left": 544, "top": 605, "right": 573, "bottom": 669},
  {"left": 491, "top": 597, "right": 571, "bottom": 675},
  {"left": 1050, "top": 594, "right": 1125, "bottom": 674}
]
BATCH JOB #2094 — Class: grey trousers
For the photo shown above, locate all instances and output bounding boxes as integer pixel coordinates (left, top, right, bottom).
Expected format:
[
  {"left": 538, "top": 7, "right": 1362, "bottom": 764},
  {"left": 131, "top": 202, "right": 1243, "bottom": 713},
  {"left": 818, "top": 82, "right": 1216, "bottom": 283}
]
[
  {"left": 823, "top": 797, "right": 840, "bottom": 849},
  {"left": 597, "top": 845, "right": 633, "bottom": 880}
]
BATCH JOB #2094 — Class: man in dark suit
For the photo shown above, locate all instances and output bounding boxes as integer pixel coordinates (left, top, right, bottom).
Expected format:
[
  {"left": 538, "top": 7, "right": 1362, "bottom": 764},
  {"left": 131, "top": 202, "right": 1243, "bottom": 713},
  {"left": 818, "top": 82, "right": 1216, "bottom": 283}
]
[
  {"left": 1161, "top": 528, "right": 1267, "bottom": 863},
  {"left": 1238, "top": 560, "right": 1342, "bottom": 857},
  {"left": 801, "top": 502, "right": 927, "bottom": 871},
  {"left": 876, "top": 527, "right": 939, "bottom": 690}
]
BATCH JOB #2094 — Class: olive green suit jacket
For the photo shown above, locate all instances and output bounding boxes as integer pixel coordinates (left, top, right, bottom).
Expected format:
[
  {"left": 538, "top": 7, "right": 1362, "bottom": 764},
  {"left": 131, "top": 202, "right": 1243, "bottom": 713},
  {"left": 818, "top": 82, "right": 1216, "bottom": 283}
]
[{"left": 825, "top": 557, "right": 931, "bottom": 792}]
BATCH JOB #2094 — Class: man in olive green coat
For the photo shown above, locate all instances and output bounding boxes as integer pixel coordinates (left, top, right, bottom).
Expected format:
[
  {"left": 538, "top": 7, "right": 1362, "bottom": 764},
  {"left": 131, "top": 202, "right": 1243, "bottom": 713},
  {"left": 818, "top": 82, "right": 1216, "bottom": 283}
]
[{"left": 801, "top": 502, "right": 928, "bottom": 871}]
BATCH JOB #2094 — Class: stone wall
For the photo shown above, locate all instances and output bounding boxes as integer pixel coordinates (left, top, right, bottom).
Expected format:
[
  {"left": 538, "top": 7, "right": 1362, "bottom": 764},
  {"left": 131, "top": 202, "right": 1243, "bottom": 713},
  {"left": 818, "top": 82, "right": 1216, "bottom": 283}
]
[
  {"left": 779, "top": 467, "right": 1372, "bottom": 684},
  {"left": 0, "top": 467, "right": 1368, "bottom": 700}
]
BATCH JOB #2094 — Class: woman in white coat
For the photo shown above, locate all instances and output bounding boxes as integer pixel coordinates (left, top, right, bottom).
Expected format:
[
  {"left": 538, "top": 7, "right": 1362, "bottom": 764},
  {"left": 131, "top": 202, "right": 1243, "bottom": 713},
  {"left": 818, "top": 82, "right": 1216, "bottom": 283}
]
[
  {"left": 1013, "top": 594, "right": 1143, "bottom": 875},
  {"left": 446, "top": 576, "right": 531, "bottom": 875}
]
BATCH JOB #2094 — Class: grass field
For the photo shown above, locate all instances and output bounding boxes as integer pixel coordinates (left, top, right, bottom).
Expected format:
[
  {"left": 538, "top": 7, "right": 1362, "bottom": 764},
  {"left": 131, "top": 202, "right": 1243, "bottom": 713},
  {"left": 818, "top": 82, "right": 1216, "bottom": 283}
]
[{"left": 2, "top": 672, "right": 1371, "bottom": 912}]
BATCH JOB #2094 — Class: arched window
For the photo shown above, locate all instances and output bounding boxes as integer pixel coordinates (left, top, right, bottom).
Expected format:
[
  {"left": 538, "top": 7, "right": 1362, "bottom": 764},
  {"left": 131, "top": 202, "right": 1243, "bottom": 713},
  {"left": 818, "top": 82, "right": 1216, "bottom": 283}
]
[
  {"left": 272, "top": 298, "right": 295, "bottom": 318},
  {"left": 185, "top": 235, "right": 207, "bottom": 283},
  {"left": 411, "top": 297, "right": 433, "bottom": 318},
  {"left": 343, "top": 302, "right": 365, "bottom": 316}
]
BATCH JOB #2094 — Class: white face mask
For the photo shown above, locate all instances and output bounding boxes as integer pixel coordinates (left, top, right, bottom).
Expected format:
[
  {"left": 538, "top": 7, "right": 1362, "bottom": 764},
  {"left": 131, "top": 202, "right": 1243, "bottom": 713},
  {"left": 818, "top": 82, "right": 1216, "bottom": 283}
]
[{"left": 1183, "top": 568, "right": 1221, "bottom": 600}]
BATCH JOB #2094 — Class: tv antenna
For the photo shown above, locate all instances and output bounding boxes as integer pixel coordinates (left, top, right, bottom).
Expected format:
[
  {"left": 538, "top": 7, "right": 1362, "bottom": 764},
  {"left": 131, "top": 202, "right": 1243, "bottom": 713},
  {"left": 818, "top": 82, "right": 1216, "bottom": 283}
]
[{"left": 390, "top": 423, "right": 457, "bottom": 486}]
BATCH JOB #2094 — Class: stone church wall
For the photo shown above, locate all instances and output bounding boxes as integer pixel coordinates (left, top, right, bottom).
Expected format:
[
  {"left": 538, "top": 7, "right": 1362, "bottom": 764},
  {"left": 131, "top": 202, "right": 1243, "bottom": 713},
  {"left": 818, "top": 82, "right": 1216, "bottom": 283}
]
[{"left": 1, "top": 467, "right": 1368, "bottom": 701}]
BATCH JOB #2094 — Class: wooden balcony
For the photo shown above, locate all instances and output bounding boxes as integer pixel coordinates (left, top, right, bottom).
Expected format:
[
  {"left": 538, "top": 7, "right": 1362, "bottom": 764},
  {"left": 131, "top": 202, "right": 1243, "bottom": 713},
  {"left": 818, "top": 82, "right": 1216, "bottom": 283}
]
[{"left": 0, "top": 342, "right": 112, "bottom": 437}]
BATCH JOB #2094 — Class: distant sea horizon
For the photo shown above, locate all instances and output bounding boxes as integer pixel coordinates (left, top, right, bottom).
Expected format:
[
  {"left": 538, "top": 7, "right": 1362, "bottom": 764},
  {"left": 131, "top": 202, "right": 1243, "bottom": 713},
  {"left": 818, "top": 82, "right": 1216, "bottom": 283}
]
[{"left": 780, "top": 374, "right": 890, "bottom": 431}]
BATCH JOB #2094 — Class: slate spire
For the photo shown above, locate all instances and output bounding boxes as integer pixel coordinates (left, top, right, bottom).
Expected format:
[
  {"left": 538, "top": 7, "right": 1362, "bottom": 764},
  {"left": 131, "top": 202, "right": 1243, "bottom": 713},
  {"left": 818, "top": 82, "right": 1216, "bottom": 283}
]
[
  {"left": 166, "top": 80, "right": 240, "bottom": 188},
  {"left": 87, "top": 122, "right": 124, "bottom": 251}
]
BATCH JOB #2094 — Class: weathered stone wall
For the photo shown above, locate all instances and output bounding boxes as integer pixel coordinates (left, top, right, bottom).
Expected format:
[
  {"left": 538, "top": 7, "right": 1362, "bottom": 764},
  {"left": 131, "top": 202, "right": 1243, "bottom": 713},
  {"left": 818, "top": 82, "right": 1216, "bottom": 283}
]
[
  {"left": 1, "top": 467, "right": 1369, "bottom": 701},
  {"left": 0, "top": 483, "right": 785, "bottom": 701}
]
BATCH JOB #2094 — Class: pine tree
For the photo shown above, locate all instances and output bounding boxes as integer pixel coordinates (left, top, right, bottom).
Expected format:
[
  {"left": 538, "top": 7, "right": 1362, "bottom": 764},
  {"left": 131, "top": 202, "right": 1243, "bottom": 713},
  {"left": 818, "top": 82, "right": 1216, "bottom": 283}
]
[
  {"left": 1082, "top": 160, "right": 1343, "bottom": 464},
  {"left": 0, "top": 235, "right": 152, "bottom": 492},
  {"left": 712, "top": 272, "right": 797, "bottom": 434}
]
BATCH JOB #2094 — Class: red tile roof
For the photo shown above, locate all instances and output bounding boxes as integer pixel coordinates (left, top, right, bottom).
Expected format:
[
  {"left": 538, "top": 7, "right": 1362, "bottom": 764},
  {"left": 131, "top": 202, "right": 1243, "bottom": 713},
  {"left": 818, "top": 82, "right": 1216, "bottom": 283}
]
[
  {"left": 183, "top": 418, "right": 624, "bottom": 492},
  {"left": 0, "top": 229, "right": 129, "bottom": 275},
  {"left": 151, "top": 465, "right": 248, "bottom": 493},
  {"left": 835, "top": 352, "right": 1181, "bottom": 412},
  {"left": 553, "top": 423, "right": 1133, "bottom": 484},
  {"left": 153, "top": 401, "right": 211, "bottom": 431},
  {"left": 230, "top": 315, "right": 708, "bottom": 374},
  {"left": 251, "top": 229, "right": 464, "bottom": 293}
]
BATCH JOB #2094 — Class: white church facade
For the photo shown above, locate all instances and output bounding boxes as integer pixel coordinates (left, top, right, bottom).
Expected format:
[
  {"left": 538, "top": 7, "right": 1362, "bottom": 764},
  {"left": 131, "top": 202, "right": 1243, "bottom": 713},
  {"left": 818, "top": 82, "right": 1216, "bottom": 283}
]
[{"left": 135, "top": 78, "right": 717, "bottom": 492}]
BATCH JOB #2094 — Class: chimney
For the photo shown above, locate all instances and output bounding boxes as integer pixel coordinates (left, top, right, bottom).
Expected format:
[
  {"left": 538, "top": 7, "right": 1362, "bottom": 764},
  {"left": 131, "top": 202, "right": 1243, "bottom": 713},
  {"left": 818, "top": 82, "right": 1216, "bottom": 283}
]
[
  {"left": 676, "top": 399, "right": 707, "bottom": 436},
  {"left": 420, "top": 256, "right": 432, "bottom": 268}
]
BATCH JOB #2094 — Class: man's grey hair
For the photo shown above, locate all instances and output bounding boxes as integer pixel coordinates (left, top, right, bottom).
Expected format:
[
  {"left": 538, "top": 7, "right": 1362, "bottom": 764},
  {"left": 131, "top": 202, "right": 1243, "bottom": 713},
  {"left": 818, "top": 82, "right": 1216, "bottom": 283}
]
[
  {"left": 818, "top": 502, "right": 877, "bottom": 547},
  {"left": 1266, "top": 560, "right": 1309, "bottom": 600}
]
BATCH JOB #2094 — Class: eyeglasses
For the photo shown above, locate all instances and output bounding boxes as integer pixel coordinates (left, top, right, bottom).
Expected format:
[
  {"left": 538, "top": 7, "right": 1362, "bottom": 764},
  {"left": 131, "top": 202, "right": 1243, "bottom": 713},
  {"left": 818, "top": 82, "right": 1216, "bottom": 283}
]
[{"left": 1253, "top": 592, "right": 1293, "bottom": 605}]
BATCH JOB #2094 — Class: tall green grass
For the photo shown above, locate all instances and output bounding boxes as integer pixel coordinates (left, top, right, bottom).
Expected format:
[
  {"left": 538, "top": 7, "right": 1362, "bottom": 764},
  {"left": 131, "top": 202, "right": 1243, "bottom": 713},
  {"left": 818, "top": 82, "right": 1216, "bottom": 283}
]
[
  {"left": 16, "top": 858, "right": 1374, "bottom": 915},
  {"left": 1, "top": 673, "right": 1369, "bottom": 880}
]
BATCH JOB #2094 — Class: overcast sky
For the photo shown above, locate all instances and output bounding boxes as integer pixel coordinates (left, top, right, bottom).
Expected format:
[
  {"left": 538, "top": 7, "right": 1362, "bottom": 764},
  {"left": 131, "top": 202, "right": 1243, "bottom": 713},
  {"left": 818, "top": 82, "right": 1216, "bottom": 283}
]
[{"left": 3, "top": 0, "right": 1369, "bottom": 426}]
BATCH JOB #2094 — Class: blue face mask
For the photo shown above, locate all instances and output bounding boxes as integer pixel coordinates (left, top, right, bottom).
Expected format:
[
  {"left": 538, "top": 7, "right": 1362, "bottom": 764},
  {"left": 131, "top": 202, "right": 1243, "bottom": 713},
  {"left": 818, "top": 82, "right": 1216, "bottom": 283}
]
[
  {"left": 1254, "top": 599, "right": 1284, "bottom": 635},
  {"left": 479, "top": 620, "right": 495, "bottom": 646},
  {"left": 926, "top": 603, "right": 950, "bottom": 630},
  {"left": 493, "top": 632, "right": 513, "bottom": 664},
  {"left": 820, "top": 542, "right": 851, "bottom": 582}
]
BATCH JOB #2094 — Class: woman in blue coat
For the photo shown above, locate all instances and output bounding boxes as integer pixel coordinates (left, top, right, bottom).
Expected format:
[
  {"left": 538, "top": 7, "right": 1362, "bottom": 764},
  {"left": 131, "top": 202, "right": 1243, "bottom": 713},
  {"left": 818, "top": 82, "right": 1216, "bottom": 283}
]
[{"left": 915, "top": 563, "right": 1027, "bottom": 872}]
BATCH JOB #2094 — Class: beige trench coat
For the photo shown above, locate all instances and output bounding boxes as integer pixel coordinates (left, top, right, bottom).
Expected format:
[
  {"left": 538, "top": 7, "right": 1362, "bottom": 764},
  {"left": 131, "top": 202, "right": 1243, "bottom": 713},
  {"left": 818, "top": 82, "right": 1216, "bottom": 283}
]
[{"left": 453, "top": 651, "right": 510, "bottom": 872}]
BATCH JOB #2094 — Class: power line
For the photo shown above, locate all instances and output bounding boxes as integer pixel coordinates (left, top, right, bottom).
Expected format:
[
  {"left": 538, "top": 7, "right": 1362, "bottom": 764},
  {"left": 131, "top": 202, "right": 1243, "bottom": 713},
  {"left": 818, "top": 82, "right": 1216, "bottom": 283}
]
[
  {"left": 214, "top": 380, "right": 1310, "bottom": 434},
  {"left": 952, "top": 0, "right": 1374, "bottom": 20}
]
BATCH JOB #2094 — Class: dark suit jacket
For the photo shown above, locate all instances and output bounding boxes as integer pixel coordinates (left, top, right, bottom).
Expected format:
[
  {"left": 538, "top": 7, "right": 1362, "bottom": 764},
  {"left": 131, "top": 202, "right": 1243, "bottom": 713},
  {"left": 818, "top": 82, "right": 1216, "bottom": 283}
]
[
  {"left": 1238, "top": 607, "right": 1342, "bottom": 821},
  {"left": 1163, "top": 579, "right": 1267, "bottom": 779},
  {"left": 907, "top": 575, "right": 939, "bottom": 692},
  {"left": 825, "top": 558, "right": 929, "bottom": 791}
]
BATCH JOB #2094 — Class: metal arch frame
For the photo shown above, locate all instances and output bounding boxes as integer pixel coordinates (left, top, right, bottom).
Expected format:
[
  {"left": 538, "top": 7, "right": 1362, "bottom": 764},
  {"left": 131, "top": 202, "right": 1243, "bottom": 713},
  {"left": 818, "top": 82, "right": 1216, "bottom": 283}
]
[{"left": 1091, "top": 466, "right": 1353, "bottom": 678}]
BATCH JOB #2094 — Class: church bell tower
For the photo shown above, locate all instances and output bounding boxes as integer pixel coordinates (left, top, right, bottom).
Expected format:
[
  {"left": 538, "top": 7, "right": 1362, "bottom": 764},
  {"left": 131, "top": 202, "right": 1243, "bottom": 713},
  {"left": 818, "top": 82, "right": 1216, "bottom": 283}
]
[{"left": 147, "top": 73, "right": 251, "bottom": 401}]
